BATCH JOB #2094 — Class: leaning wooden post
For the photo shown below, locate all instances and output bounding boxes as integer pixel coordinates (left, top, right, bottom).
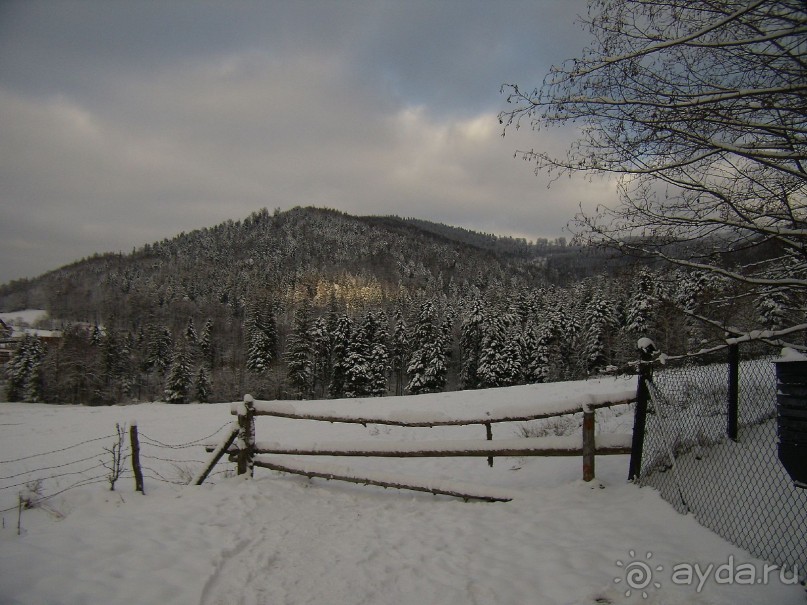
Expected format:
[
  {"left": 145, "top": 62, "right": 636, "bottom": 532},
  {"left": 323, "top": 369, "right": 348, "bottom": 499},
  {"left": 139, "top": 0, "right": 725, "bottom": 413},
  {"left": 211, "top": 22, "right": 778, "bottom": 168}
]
[
  {"left": 194, "top": 423, "right": 240, "bottom": 486},
  {"left": 629, "top": 338, "right": 655, "bottom": 481},
  {"left": 727, "top": 342, "right": 739, "bottom": 442},
  {"left": 237, "top": 394, "right": 255, "bottom": 477},
  {"left": 485, "top": 422, "right": 493, "bottom": 468},
  {"left": 130, "top": 421, "right": 145, "bottom": 494},
  {"left": 582, "top": 405, "right": 595, "bottom": 482}
]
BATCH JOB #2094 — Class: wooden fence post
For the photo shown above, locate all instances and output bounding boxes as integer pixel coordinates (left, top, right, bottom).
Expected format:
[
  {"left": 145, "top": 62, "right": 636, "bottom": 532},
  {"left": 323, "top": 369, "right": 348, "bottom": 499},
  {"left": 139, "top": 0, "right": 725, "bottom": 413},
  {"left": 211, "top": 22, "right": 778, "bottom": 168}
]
[
  {"left": 629, "top": 339, "right": 655, "bottom": 481},
  {"left": 194, "top": 423, "right": 239, "bottom": 486},
  {"left": 727, "top": 342, "right": 739, "bottom": 442},
  {"left": 130, "top": 422, "right": 144, "bottom": 494},
  {"left": 485, "top": 422, "right": 493, "bottom": 467},
  {"left": 237, "top": 395, "right": 255, "bottom": 477},
  {"left": 582, "top": 406, "right": 595, "bottom": 482}
]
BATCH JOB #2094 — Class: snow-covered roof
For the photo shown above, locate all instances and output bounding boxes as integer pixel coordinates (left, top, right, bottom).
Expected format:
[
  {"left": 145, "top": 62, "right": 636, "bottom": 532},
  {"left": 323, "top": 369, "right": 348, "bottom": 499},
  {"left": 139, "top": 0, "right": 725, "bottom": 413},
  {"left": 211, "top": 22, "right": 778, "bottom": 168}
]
[
  {"left": 0, "top": 308, "right": 48, "bottom": 326},
  {"left": 10, "top": 327, "right": 62, "bottom": 339}
]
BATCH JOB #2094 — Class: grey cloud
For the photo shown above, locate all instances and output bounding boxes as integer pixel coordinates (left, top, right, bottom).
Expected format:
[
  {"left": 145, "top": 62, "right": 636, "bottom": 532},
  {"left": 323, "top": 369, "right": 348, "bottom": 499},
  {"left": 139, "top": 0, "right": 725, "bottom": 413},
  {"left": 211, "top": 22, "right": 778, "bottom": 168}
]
[{"left": 0, "top": 0, "right": 608, "bottom": 285}]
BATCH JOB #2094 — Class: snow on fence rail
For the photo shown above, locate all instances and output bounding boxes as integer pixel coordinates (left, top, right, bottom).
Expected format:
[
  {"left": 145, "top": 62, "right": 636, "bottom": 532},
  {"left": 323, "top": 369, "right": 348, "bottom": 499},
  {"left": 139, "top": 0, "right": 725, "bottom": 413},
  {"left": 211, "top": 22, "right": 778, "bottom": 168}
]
[
  {"left": 195, "top": 384, "right": 638, "bottom": 501},
  {"left": 243, "top": 386, "right": 637, "bottom": 427}
]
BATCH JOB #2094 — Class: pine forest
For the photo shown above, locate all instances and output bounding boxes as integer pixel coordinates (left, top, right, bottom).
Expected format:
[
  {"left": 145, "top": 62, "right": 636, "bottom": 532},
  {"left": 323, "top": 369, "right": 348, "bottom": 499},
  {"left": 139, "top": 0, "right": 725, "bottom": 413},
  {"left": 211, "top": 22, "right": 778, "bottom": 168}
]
[{"left": 0, "top": 206, "right": 785, "bottom": 405}]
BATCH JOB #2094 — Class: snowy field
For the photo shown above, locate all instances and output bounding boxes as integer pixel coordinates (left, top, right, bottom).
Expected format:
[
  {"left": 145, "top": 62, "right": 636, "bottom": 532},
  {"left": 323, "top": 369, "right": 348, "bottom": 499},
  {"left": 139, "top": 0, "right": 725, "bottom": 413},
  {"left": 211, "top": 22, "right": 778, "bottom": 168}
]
[
  {"left": 0, "top": 379, "right": 804, "bottom": 605},
  {"left": 0, "top": 310, "right": 48, "bottom": 327}
]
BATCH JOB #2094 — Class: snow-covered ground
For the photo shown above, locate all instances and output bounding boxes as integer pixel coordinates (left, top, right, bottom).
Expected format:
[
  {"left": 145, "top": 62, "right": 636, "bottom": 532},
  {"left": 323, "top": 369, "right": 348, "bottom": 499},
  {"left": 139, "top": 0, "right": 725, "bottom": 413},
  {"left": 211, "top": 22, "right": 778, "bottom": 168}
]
[
  {"left": 0, "top": 309, "right": 49, "bottom": 328},
  {"left": 0, "top": 309, "right": 60, "bottom": 339},
  {"left": 0, "top": 379, "right": 803, "bottom": 605}
]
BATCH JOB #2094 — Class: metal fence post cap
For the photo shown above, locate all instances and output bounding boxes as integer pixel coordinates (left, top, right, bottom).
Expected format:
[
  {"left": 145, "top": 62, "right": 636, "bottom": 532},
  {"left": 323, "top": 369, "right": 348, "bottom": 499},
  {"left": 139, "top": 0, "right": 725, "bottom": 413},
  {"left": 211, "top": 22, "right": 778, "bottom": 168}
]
[{"left": 637, "top": 337, "right": 656, "bottom": 355}]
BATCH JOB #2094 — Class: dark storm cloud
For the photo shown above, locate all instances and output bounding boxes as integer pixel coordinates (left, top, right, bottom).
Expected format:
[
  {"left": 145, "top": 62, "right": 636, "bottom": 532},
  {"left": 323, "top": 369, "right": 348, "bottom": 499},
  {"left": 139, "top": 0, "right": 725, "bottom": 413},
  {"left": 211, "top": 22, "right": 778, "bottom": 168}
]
[{"left": 0, "top": 0, "right": 615, "bottom": 284}]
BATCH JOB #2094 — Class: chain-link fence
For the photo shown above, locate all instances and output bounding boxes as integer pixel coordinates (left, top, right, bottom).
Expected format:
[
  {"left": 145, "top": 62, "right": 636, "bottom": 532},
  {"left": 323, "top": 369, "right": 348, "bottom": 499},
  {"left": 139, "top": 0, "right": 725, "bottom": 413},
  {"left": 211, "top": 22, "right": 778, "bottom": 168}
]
[{"left": 637, "top": 345, "right": 807, "bottom": 582}]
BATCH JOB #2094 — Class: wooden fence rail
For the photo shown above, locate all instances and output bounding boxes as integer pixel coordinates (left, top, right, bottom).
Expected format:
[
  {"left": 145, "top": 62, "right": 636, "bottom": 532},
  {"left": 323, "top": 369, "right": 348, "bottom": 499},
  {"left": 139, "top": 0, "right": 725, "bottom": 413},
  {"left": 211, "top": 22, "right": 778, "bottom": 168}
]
[
  {"left": 250, "top": 433, "right": 632, "bottom": 458},
  {"left": 238, "top": 396, "right": 636, "bottom": 427}
]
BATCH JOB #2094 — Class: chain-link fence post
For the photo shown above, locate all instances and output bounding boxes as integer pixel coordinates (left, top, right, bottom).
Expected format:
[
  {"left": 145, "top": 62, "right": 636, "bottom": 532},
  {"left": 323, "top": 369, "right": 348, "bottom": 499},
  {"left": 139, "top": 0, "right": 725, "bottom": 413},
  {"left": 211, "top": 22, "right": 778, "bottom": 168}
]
[
  {"left": 727, "top": 343, "right": 739, "bottom": 442},
  {"left": 629, "top": 339, "right": 655, "bottom": 481}
]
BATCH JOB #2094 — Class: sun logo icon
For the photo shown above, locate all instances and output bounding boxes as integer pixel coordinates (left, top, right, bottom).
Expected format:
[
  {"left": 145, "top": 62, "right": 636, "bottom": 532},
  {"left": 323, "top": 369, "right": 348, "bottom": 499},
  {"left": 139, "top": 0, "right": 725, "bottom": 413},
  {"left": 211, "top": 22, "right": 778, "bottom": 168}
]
[{"left": 614, "top": 550, "right": 663, "bottom": 599}]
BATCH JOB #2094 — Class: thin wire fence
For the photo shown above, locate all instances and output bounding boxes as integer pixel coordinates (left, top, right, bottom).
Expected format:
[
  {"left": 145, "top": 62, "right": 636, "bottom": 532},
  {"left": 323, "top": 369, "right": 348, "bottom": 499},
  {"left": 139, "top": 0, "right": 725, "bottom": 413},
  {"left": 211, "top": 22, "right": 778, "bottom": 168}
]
[
  {"left": 0, "top": 421, "right": 233, "bottom": 514},
  {"left": 638, "top": 347, "right": 807, "bottom": 581}
]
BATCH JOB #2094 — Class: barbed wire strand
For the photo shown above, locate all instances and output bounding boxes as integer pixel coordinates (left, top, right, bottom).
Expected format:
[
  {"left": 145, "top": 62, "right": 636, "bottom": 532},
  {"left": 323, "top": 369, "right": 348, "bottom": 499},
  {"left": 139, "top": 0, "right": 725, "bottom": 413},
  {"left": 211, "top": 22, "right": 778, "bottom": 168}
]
[
  {"left": 0, "top": 423, "right": 225, "bottom": 513},
  {"left": 140, "top": 453, "right": 207, "bottom": 464},
  {"left": 0, "top": 453, "right": 105, "bottom": 481},
  {"left": 0, "top": 433, "right": 118, "bottom": 464},
  {"left": 30, "top": 475, "right": 111, "bottom": 507},
  {"left": 0, "top": 475, "right": 109, "bottom": 514},
  {"left": 140, "top": 466, "right": 188, "bottom": 485},
  {"left": 138, "top": 421, "right": 233, "bottom": 449},
  {"left": 0, "top": 461, "right": 109, "bottom": 492}
]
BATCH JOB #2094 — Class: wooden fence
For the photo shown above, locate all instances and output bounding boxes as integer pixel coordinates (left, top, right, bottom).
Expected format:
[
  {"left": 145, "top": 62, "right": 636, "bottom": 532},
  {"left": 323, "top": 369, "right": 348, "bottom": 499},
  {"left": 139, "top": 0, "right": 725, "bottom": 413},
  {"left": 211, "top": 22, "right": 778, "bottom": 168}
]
[{"left": 195, "top": 391, "right": 636, "bottom": 502}]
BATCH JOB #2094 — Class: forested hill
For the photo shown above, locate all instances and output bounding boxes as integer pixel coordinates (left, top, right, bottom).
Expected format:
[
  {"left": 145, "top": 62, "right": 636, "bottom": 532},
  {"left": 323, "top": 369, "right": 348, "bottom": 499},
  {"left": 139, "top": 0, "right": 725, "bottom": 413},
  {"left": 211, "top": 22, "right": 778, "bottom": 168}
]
[
  {"left": 362, "top": 215, "right": 564, "bottom": 258},
  {"left": 0, "top": 206, "right": 608, "bottom": 318},
  {"left": 1, "top": 206, "right": 709, "bottom": 406}
]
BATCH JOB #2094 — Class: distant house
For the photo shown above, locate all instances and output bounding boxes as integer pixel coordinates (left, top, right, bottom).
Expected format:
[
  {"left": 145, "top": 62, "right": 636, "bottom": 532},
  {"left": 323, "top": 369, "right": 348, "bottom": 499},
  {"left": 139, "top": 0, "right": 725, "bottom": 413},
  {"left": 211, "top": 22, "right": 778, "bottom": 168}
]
[
  {"left": 0, "top": 319, "right": 14, "bottom": 366},
  {"left": 0, "top": 319, "right": 62, "bottom": 368},
  {"left": 0, "top": 319, "right": 11, "bottom": 339}
]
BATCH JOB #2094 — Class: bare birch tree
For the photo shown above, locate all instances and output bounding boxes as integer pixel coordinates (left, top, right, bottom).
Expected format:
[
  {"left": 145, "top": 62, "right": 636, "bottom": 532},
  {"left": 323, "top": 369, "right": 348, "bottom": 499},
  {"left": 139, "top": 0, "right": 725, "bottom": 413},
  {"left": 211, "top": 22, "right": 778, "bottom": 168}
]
[{"left": 500, "top": 0, "right": 806, "bottom": 346}]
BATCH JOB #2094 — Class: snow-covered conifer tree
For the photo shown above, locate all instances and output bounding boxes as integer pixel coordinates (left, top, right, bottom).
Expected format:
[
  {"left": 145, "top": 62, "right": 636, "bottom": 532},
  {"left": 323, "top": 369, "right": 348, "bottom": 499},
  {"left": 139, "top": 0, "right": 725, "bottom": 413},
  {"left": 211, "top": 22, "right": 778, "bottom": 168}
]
[
  {"left": 286, "top": 303, "right": 314, "bottom": 399},
  {"left": 246, "top": 301, "right": 277, "bottom": 375},
  {"left": 343, "top": 324, "right": 371, "bottom": 398},
  {"left": 756, "top": 287, "right": 791, "bottom": 332},
  {"left": 6, "top": 335, "right": 45, "bottom": 402},
  {"left": 146, "top": 326, "right": 173, "bottom": 375},
  {"left": 477, "top": 314, "right": 522, "bottom": 388},
  {"left": 390, "top": 308, "right": 409, "bottom": 396},
  {"left": 406, "top": 301, "right": 446, "bottom": 394},
  {"left": 459, "top": 299, "right": 485, "bottom": 389},
  {"left": 164, "top": 344, "right": 192, "bottom": 404},
  {"left": 523, "top": 321, "right": 551, "bottom": 383},
  {"left": 328, "top": 314, "right": 353, "bottom": 399},
  {"left": 583, "top": 296, "right": 616, "bottom": 374},
  {"left": 199, "top": 319, "right": 214, "bottom": 368},
  {"left": 194, "top": 366, "right": 212, "bottom": 403},
  {"left": 90, "top": 325, "right": 102, "bottom": 347},
  {"left": 308, "top": 316, "right": 332, "bottom": 398},
  {"left": 343, "top": 312, "right": 389, "bottom": 398},
  {"left": 246, "top": 330, "right": 273, "bottom": 374},
  {"left": 367, "top": 311, "right": 390, "bottom": 397},
  {"left": 626, "top": 269, "right": 659, "bottom": 337},
  {"left": 185, "top": 318, "right": 198, "bottom": 345}
]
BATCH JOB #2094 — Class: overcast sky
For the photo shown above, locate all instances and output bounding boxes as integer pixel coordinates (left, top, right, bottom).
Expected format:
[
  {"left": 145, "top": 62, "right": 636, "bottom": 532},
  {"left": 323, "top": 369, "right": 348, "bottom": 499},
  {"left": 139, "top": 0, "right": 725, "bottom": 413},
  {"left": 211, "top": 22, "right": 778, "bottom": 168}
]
[{"left": 0, "top": 0, "right": 617, "bottom": 285}]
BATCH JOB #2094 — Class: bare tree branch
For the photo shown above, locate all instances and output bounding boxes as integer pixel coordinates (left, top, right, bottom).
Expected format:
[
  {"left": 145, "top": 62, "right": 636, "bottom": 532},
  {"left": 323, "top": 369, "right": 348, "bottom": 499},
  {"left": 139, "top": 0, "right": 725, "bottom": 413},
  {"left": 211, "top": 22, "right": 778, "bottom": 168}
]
[{"left": 501, "top": 0, "right": 806, "bottom": 342}]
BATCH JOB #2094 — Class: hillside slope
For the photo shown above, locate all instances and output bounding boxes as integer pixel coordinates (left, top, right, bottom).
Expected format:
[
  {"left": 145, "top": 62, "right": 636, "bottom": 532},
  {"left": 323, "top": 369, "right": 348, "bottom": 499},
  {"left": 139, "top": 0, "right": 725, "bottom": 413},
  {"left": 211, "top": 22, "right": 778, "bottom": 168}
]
[{"left": 0, "top": 207, "right": 621, "bottom": 317}]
